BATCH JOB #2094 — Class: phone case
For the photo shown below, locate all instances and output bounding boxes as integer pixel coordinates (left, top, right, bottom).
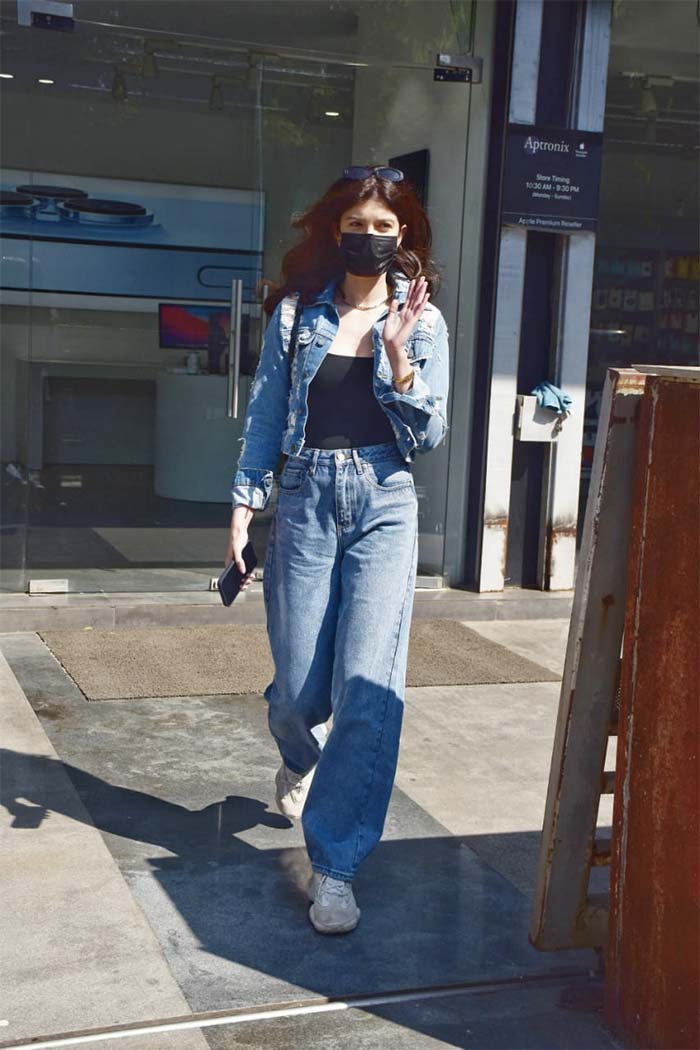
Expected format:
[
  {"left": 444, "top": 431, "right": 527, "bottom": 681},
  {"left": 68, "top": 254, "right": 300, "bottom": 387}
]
[{"left": 218, "top": 541, "right": 258, "bottom": 606}]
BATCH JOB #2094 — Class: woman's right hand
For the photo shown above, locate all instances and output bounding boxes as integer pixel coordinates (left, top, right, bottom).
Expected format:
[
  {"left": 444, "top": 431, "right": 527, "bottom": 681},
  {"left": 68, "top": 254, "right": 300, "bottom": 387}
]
[{"left": 225, "top": 506, "right": 256, "bottom": 592}]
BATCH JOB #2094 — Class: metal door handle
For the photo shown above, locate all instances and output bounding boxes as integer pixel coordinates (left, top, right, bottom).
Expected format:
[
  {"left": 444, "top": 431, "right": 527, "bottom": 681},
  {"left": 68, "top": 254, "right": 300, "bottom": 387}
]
[
  {"left": 259, "top": 281, "right": 271, "bottom": 356},
  {"left": 226, "top": 278, "right": 243, "bottom": 419}
]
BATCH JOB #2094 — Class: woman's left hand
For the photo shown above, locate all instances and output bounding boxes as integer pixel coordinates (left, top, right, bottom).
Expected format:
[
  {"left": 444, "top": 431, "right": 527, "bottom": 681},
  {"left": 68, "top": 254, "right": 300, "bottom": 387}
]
[{"left": 383, "top": 276, "right": 431, "bottom": 355}]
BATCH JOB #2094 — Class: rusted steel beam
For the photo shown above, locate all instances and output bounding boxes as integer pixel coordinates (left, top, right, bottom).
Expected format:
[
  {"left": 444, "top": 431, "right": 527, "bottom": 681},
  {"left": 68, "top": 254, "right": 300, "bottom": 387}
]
[
  {"left": 530, "top": 369, "right": 647, "bottom": 952},
  {"left": 605, "top": 374, "right": 700, "bottom": 1050}
]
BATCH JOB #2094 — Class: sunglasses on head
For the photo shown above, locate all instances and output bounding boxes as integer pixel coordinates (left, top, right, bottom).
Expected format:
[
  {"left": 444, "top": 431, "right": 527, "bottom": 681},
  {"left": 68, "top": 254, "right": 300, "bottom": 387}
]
[{"left": 343, "top": 165, "right": 404, "bottom": 183}]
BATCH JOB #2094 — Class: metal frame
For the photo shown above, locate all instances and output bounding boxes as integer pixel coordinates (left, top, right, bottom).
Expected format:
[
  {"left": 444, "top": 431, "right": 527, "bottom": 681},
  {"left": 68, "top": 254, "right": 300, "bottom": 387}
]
[
  {"left": 476, "top": 0, "right": 542, "bottom": 591},
  {"left": 543, "top": 0, "right": 612, "bottom": 590},
  {"left": 442, "top": 0, "right": 501, "bottom": 588},
  {"left": 477, "top": 0, "right": 613, "bottom": 592},
  {"left": 530, "top": 367, "right": 647, "bottom": 951}
]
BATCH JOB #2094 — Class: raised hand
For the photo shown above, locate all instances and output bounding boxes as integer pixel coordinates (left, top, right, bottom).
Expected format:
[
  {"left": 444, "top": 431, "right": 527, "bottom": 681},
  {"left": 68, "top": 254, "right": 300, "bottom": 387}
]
[{"left": 382, "top": 275, "right": 431, "bottom": 353}]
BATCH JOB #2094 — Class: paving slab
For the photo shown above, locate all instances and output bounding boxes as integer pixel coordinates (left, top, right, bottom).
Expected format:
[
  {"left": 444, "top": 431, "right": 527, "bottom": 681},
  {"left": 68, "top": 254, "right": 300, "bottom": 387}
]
[
  {"left": 202, "top": 975, "right": 622, "bottom": 1049},
  {"left": 0, "top": 647, "right": 208, "bottom": 1048}
]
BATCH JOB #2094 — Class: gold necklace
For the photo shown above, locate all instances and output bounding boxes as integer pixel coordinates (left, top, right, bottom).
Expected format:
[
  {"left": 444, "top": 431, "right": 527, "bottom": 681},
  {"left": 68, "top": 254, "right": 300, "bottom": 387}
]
[{"left": 336, "top": 286, "right": 393, "bottom": 311}]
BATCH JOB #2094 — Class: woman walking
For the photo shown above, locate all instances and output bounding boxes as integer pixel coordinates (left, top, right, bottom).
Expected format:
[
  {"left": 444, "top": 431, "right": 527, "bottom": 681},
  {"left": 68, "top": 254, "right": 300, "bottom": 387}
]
[{"left": 225, "top": 164, "right": 450, "bottom": 935}]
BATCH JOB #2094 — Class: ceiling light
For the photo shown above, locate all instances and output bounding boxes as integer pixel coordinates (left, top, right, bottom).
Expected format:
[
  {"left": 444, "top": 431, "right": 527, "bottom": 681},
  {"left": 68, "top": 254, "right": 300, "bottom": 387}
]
[
  {"left": 38, "top": 78, "right": 54, "bottom": 85},
  {"left": 325, "top": 110, "right": 340, "bottom": 117},
  {"left": 0, "top": 73, "right": 14, "bottom": 79}
]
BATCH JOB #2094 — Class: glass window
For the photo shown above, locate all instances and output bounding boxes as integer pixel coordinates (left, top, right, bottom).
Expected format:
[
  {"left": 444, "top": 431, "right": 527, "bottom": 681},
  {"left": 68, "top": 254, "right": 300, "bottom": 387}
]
[
  {"left": 580, "top": 0, "right": 699, "bottom": 515},
  {"left": 1, "top": 1, "right": 473, "bottom": 594}
]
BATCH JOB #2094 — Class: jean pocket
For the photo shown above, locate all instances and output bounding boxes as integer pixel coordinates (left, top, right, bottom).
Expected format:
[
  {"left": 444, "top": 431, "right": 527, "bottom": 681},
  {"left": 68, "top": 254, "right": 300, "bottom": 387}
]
[
  {"left": 278, "top": 462, "right": 309, "bottom": 494},
  {"left": 363, "top": 458, "right": 415, "bottom": 492}
]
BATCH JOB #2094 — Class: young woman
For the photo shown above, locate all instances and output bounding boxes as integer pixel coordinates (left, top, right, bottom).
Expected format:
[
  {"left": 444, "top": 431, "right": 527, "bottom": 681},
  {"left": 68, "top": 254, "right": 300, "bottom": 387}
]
[{"left": 225, "top": 164, "right": 450, "bottom": 935}]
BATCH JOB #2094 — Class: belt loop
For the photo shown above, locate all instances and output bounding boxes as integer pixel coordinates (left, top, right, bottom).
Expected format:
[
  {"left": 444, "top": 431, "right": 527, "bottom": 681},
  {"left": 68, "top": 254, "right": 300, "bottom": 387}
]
[
  {"left": 310, "top": 448, "right": 320, "bottom": 475},
  {"left": 351, "top": 448, "right": 363, "bottom": 476}
]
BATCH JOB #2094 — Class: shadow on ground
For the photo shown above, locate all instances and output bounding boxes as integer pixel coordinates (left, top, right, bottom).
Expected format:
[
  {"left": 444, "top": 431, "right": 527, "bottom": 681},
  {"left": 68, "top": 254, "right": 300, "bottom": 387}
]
[{"left": 1, "top": 743, "right": 619, "bottom": 1049}]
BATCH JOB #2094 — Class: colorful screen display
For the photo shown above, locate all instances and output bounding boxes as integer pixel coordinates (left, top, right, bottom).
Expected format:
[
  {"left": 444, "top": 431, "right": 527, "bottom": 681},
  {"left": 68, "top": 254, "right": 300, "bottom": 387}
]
[{"left": 159, "top": 303, "right": 229, "bottom": 350}]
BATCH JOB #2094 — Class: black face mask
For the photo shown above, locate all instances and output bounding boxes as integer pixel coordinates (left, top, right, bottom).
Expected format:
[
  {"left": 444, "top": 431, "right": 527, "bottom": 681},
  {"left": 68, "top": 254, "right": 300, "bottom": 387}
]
[{"left": 338, "top": 232, "right": 399, "bottom": 276}]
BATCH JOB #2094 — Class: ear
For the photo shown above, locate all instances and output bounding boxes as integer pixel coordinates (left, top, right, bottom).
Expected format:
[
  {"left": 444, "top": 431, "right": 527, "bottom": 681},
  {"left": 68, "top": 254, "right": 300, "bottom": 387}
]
[{"left": 398, "top": 223, "right": 407, "bottom": 248}]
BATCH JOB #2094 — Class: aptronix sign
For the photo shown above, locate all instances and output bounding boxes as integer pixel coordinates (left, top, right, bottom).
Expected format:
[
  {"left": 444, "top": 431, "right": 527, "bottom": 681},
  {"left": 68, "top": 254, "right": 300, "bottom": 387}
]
[{"left": 502, "top": 124, "right": 604, "bottom": 233}]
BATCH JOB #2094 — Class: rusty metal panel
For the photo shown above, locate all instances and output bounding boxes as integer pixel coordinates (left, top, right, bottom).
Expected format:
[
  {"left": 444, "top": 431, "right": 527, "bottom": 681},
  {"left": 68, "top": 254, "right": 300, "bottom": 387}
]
[
  {"left": 605, "top": 375, "right": 700, "bottom": 1050},
  {"left": 529, "top": 368, "right": 647, "bottom": 951}
]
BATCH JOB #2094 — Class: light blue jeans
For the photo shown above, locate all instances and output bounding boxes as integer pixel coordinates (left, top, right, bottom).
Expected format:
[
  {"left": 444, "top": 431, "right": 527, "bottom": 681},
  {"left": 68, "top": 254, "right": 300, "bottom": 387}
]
[{"left": 262, "top": 440, "right": 419, "bottom": 882}]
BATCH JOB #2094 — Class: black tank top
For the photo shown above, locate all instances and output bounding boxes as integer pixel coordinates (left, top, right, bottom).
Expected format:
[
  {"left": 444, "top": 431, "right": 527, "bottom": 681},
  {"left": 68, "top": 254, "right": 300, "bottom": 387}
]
[{"left": 303, "top": 352, "right": 397, "bottom": 450}]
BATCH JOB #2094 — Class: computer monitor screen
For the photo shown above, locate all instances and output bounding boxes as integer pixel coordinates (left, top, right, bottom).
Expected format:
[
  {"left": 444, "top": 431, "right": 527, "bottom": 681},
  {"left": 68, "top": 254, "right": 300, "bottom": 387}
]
[{"left": 159, "top": 303, "right": 230, "bottom": 350}]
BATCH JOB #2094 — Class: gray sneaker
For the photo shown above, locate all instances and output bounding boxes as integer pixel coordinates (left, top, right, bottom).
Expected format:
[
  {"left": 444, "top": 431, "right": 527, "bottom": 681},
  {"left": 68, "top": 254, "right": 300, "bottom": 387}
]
[
  {"left": 275, "top": 762, "right": 315, "bottom": 820},
  {"left": 308, "top": 873, "right": 360, "bottom": 934}
]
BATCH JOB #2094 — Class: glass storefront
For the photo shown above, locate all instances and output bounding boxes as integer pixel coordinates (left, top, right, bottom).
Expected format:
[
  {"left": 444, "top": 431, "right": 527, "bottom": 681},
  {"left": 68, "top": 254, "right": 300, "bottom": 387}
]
[
  {"left": 1, "top": 0, "right": 475, "bottom": 594},
  {"left": 580, "top": 0, "right": 699, "bottom": 512}
]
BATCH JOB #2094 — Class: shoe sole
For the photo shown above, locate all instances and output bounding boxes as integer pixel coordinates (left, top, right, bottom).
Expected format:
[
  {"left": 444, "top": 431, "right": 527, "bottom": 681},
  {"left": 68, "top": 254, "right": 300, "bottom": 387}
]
[{"left": 308, "top": 903, "right": 361, "bottom": 934}]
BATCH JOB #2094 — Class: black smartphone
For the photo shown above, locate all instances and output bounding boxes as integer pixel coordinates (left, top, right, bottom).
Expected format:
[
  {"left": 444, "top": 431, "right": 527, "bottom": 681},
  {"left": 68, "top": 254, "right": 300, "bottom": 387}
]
[{"left": 218, "top": 540, "right": 258, "bottom": 606}]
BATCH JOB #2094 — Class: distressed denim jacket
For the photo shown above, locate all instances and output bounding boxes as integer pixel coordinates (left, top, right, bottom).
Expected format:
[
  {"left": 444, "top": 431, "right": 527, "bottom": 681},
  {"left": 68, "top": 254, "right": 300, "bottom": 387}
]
[{"left": 231, "top": 267, "right": 450, "bottom": 511}]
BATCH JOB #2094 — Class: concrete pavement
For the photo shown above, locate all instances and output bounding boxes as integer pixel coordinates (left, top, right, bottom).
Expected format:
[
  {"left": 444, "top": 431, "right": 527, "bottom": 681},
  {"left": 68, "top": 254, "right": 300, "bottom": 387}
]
[{"left": 0, "top": 619, "right": 621, "bottom": 1049}]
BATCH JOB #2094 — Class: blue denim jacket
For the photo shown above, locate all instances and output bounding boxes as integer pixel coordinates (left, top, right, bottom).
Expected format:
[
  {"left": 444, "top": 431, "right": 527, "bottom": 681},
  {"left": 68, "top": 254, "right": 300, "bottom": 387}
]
[{"left": 231, "top": 268, "right": 450, "bottom": 511}]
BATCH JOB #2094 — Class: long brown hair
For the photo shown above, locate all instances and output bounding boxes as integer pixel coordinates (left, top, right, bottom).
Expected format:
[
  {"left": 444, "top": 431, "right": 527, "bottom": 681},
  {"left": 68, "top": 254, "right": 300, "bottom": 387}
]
[{"left": 263, "top": 167, "right": 443, "bottom": 318}]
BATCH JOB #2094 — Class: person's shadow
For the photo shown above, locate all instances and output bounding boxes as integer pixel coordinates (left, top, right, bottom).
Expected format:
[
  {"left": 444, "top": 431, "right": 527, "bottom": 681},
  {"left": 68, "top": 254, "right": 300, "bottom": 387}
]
[{"left": 4, "top": 755, "right": 290, "bottom": 856}]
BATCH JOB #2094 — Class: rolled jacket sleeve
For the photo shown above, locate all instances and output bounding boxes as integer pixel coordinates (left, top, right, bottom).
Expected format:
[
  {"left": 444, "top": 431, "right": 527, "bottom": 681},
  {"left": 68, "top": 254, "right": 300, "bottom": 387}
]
[
  {"left": 378, "top": 310, "right": 450, "bottom": 453},
  {"left": 231, "top": 300, "right": 290, "bottom": 511}
]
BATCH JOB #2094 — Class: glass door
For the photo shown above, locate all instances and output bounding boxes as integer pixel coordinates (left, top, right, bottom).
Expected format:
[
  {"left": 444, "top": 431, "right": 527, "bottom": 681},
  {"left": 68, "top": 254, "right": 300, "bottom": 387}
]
[
  {"left": 256, "top": 1, "right": 475, "bottom": 580},
  {"left": 1, "top": 12, "right": 263, "bottom": 594},
  {"left": 1, "top": 0, "right": 473, "bottom": 595}
]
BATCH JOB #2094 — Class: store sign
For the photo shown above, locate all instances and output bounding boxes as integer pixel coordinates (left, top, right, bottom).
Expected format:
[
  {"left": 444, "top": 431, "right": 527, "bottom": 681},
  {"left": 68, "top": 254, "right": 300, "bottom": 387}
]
[{"left": 502, "top": 124, "right": 603, "bottom": 233}]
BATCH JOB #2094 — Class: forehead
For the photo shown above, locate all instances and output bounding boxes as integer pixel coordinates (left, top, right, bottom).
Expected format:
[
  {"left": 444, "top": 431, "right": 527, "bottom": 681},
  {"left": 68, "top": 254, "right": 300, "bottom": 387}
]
[{"left": 340, "top": 200, "right": 398, "bottom": 222}]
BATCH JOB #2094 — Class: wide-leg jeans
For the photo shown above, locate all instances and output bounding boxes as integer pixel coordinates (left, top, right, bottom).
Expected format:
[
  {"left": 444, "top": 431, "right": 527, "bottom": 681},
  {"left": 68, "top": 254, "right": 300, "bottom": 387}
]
[{"left": 262, "top": 440, "right": 419, "bottom": 882}]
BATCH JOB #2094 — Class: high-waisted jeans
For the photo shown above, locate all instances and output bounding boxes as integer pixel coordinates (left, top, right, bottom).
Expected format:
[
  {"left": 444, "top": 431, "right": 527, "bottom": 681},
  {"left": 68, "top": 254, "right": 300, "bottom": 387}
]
[{"left": 262, "top": 440, "right": 419, "bottom": 882}]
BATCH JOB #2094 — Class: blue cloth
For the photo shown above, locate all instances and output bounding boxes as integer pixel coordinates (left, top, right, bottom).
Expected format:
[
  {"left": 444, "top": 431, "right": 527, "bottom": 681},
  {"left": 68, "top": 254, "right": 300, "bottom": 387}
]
[
  {"left": 264, "top": 441, "right": 417, "bottom": 880},
  {"left": 531, "top": 381, "right": 572, "bottom": 415}
]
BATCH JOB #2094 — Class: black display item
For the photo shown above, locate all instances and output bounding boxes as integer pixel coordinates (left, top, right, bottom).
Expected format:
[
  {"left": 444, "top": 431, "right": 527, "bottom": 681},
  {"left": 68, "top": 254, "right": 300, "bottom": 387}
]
[
  {"left": 217, "top": 541, "right": 258, "bottom": 606},
  {"left": 389, "top": 148, "right": 430, "bottom": 210}
]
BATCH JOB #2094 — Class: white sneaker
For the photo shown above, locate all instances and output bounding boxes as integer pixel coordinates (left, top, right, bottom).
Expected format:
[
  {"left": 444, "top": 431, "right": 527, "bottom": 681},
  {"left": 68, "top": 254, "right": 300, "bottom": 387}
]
[
  {"left": 308, "top": 873, "right": 360, "bottom": 934},
  {"left": 275, "top": 762, "right": 315, "bottom": 820}
]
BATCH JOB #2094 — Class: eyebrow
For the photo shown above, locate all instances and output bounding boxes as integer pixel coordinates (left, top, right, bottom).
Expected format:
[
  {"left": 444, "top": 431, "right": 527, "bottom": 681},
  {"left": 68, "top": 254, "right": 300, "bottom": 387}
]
[{"left": 346, "top": 215, "right": 393, "bottom": 221}]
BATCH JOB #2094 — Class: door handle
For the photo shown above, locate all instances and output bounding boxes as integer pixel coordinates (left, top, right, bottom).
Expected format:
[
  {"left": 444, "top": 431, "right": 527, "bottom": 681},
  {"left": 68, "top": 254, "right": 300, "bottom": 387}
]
[
  {"left": 226, "top": 278, "right": 243, "bottom": 419},
  {"left": 259, "top": 281, "right": 271, "bottom": 356}
]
